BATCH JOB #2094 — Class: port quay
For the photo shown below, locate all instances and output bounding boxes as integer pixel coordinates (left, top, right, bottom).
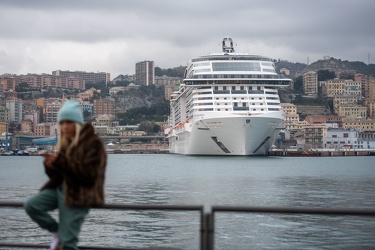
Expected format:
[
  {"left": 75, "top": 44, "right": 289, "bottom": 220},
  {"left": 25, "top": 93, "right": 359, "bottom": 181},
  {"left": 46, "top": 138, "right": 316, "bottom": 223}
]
[
  {"left": 268, "top": 148, "right": 375, "bottom": 157},
  {"left": 1, "top": 134, "right": 169, "bottom": 155},
  {"left": 2, "top": 134, "right": 375, "bottom": 156}
]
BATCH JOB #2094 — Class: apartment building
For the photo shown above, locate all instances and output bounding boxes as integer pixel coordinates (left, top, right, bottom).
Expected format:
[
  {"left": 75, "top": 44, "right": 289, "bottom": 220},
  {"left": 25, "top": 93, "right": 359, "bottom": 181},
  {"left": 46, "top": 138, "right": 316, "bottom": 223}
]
[
  {"left": 45, "top": 101, "right": 63, "bottom": 124},
  {"left": 303, "top": 124, "right": 328, "bottom": 148},
  {"left": 280, "top": 103, "right": 300, "bottom": 130},
  {"left": 16, "top": 74, "right": 43, "bottom": 89},
  {"left": 135, "top": 61, "right": 154, "bottom": 86},
  {"left": 355, "top": 73, "right": 369, "bottom": 98},
  {"left": 164, "top": 85, "right": 180, "bottom": 101},
  {"left": 63, "top": 76, "right": 85, "bottom": 90},
  {"left": 0, "top": 84, "right": 5, "bottom": 106},
  {"left": 305, "top": 115, "right": 342, "bottom": 125},
  {"left": 342, "top": 118, "right": 375, "bottom": 131},
  {"left": 333, "top": 95, "right": 358, "bottom": 113},
  {"left": 24, "top": 112, "right": 39, "bottom": 132},
  {"left": 364, "top": 99, "right": 375, "bottom": 119},
  {"left": 52, "top": 70, "right": 110, "bottom": 84},
  {"left": 302, "top": 71, "right": 318, "bottom": 96},
  {"left": 287, "top": 120, "right": 309, "bottom": 131},
  {"left": 93, "top": 98, "right": 115, "bottom": 115},
  {"left": 91, "top": 114, "right": 119, "bottom": 135},
  {"left": 323, "top": 128, "right": 358, "bottom": 149},
  {"left": 325, "top": 79, "right": 362, "bottom": 98},
  {"left": 41, "top": 75, "right": 62, "bottom": 88},
  {"left": 0, "top": 76, "right": 16, "bottom": 91},
  {"left": 357, "top": 130, "right": 375, "bottom": 149},
  {"left": 4, "top": 89, "right": 17, "bottom": 100},
  {"left": 0, "top": 121, "right": 7, "bottom": 135},
  {"left": 338, "top": 105, "right": 367, "bottom": 119},
  {"left": 36, "top": 98, "right": 62, "bottom": 123},
  {"left": 366, "top": 82, "right": 375, "bottom": 101},
  {"left": 0, "top": 107, "right": 10, "bottom": 122},
  {"left": 6, "top": 98, "right": 23, "bottom": 124},
  {"left": 344, "top": 80, "right": 362, "bottom": 96},
  {"left": 154, "top": 76, "right": 182, "bottom": 86},
  {"left": 34, "top": 123, "right": 58, "bottom": 136},
  {"left": 80, "top": 101, "right": 93, "bottom": 114},
  {"left": 14, "top": 74, "right": 86, "bottom": 90},
  {"left": 20, "top": 119, "right": 34, "bottom": 134}
]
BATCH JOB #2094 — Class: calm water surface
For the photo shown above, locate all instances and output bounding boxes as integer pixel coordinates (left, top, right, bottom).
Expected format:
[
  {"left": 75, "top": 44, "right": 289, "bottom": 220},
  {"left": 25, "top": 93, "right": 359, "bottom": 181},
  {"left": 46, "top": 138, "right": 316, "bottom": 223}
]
[{"left": 0, "top": 155, "right": 375, "bottom": 249}]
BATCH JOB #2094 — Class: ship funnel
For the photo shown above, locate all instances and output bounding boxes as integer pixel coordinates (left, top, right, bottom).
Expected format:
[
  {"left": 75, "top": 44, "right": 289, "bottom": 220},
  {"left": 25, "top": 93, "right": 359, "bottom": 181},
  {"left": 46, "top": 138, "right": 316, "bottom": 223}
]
[{"left": 222, "top": 37, "right": 235, "bottom": 53}]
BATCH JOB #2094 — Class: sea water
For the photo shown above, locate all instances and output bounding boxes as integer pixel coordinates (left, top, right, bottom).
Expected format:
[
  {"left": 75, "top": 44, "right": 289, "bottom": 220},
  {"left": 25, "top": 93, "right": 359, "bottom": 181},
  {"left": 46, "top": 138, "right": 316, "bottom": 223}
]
[{"left": 0, "top": 155, "right": 375, "bottom": 249}]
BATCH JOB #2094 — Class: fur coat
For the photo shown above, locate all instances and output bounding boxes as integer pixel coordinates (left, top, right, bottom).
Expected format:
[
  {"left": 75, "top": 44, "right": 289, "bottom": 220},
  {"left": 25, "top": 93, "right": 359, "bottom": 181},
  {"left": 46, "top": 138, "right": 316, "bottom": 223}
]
[{"left": 42, "top": 124, "right": 107, "bottom": 207}]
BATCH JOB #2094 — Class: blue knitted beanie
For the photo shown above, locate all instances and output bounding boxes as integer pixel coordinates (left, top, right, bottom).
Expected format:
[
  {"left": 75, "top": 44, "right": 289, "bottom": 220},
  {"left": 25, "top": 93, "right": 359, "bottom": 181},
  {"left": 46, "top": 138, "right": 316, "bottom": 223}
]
[{"left": 58, "top": 100, "right": 84, "bottom": 124}]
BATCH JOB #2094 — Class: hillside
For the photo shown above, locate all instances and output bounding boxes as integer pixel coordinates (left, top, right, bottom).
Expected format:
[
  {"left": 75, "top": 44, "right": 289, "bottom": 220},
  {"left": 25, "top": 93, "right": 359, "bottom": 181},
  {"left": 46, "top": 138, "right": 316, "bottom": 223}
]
[
  {"left": 275, "top": 57, "right": 375, "bottom": 79},
  {"left": 155, "top": 58, "right": 375, "bottom": 80}
]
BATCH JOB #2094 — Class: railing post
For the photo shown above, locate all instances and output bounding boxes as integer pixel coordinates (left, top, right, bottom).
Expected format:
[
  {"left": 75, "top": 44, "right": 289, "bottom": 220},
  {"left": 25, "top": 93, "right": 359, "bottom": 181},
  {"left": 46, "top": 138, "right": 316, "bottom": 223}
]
[
  {"left": 200, "top": 211, "right": 206, "bottom": 250},
  {"left": 204, "top": 212, "right": 214, "bottom": 250}
]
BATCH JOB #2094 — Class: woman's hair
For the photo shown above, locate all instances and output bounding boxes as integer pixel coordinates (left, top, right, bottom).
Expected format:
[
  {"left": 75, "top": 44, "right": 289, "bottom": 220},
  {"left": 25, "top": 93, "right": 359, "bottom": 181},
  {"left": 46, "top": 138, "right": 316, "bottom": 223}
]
[{"left": 56, "top": 123, "right": 82, "bottom": 154}]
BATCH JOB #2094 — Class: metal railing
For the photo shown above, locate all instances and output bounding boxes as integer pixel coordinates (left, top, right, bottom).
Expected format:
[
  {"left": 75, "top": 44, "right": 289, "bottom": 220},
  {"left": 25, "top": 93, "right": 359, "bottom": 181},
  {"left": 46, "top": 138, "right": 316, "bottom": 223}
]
[
  {"left": 1, "top": 201, "right": 375, "bottom": 250},
  {"left": 0, "top": 202, "right": 205, "bottom": 250}
]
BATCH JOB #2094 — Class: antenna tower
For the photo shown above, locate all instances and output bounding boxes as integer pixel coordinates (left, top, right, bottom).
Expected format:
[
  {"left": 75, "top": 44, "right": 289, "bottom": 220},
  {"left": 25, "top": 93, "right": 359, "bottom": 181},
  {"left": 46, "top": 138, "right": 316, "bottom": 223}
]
[
  {"left": 307, "top": 56, "right": 310, "bottom": 65},
  {"left": 368, "top": 53, "right": 370, "bottom": 65}
]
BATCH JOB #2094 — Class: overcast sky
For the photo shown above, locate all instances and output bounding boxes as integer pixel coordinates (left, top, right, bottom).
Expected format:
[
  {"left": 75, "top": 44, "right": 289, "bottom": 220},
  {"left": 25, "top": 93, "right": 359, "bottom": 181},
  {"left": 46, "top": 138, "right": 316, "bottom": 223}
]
[{"left": 1, "top": 0, "right": 374, "bottom": 78}]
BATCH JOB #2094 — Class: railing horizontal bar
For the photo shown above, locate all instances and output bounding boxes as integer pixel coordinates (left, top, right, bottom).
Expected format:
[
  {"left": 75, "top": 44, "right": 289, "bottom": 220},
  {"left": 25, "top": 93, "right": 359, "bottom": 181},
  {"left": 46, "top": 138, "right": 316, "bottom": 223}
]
[
  {"left": 212, "top": 206, "right": 375, "bottom": 216},
  {"left": 97, "top": 203, "right": 203, "bottom": 211},
  {"left": 0, "top": 201, "right": 203, "bottom": 212},
  {"left": 0, "top": 243, "right": 156, "bottom": 250}
]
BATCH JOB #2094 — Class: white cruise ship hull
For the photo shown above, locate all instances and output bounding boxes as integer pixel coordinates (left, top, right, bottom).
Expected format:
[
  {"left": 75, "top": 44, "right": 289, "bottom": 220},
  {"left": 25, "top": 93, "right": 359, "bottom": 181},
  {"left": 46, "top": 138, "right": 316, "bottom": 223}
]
[{"left": 168, "top": 112, "right": 283, "bottom": 156}]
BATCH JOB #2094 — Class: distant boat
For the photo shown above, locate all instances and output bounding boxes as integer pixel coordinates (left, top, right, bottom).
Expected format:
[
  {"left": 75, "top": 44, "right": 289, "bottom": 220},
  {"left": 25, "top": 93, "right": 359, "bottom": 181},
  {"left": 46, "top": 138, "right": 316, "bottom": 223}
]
[
  {"left": 1, "top": 151, "right": 14, "bottom": 156},
  {"left": 17, "top": 150, "right": 30, "bottom": 156}
]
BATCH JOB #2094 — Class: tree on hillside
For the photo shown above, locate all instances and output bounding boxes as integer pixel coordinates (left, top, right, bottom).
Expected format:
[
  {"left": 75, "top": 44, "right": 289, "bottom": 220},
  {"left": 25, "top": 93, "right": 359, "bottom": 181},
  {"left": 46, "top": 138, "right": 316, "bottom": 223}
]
[
  {"left": 293, "top": 76, "right": 303, "bottom": 92},
  {"left": 85, "top": 82, "right": 108, "bottom": 94},
  {"left": 154, "top": 66, "right": 186, "bottom": 77},
  {"left": 116, "top": 100, "right": 170, "bottom": 126},
  {"left": 15, "top": 82, "right": 29, "bottom": 92},
  {"left": 339, "top": 72, "right": 354, "bottom": 80},
  {"left": 138, "top": 121, "right": 161, "bottom": 134},
  {"left": 317, "top": 70, "right": 336, "bottom": 81}
]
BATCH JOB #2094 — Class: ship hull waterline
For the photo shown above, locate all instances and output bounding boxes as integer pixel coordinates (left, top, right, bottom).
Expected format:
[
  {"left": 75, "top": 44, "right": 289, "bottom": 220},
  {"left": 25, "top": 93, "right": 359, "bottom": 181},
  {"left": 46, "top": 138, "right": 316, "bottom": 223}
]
[{"left": 168, "top": 114, "right": 283, "bottom": 156}]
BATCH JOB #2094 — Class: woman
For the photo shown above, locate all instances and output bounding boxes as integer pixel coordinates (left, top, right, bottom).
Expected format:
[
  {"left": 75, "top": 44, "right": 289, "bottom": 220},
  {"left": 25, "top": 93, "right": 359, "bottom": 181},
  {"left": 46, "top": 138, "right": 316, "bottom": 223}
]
[{"left": 24, "top": 100, "right": 106, "bottom": 250}]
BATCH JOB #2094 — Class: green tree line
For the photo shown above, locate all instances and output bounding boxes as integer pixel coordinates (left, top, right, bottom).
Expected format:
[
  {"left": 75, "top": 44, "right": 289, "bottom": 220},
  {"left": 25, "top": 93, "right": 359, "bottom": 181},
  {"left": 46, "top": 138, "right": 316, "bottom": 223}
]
[{"left": 116, "top": 100, "right": 170, "bottom": 126}]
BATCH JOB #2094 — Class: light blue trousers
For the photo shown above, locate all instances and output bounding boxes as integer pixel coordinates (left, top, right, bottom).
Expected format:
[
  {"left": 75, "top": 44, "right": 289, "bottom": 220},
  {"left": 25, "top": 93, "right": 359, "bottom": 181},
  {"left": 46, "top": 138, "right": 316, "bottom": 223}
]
[{"left": 24, "top": 186, "right": 89, "bottom": 250}]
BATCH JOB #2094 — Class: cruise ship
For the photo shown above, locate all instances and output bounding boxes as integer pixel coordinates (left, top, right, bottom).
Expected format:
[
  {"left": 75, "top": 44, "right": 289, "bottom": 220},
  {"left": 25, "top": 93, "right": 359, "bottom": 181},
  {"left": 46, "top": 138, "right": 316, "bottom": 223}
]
[{"left": 165, "top": 38, "right": 292, "bottom": 155}]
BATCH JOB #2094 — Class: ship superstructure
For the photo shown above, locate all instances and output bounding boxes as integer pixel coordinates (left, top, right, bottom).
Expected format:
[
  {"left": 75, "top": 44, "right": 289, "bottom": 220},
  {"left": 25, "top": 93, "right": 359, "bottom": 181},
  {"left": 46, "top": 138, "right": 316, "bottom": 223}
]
[{"left": 166, "top": 38, "right": 292, "bottom": 155}]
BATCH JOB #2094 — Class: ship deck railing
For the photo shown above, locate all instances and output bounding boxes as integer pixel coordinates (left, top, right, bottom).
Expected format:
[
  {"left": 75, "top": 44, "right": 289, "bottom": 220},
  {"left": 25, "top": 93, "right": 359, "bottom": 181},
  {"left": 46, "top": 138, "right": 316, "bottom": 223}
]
[{"left": 1, "top": 201, "right": 375, "bottom": 250}]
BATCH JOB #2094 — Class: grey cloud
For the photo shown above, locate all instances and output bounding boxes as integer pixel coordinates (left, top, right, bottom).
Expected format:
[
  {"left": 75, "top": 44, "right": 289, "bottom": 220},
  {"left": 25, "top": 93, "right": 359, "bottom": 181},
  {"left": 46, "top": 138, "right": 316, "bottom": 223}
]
[{"left": 0, "top": 0, "right": 374, "bottom": 76}]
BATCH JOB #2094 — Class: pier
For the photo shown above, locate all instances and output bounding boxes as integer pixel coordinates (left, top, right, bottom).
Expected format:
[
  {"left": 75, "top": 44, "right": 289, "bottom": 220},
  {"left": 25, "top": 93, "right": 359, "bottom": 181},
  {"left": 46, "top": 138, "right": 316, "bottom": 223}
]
[{"left": 268, "top": 149, "right": 375, "bottom": 157}]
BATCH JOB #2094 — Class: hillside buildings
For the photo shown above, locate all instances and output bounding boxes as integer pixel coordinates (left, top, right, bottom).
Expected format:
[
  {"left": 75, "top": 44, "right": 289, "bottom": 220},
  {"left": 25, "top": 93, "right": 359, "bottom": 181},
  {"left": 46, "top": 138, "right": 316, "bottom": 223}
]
[
  {"left": 6, "top": 99, "right": 23, "bottom": 124},
  {"left": 2, "top": 62, "right": 375, "bottom": 152},
  {"left": 135, "top": 61, "right": 154, "bottom": 86},
  {"left": 93, "top": 98, "right": 115, "bottom": 115},
  {"left": 52, "top": 70, "right": 110, "bottom": 84},
  {"left": 303, "top": 71, "right": 318, "bottom": 96}
]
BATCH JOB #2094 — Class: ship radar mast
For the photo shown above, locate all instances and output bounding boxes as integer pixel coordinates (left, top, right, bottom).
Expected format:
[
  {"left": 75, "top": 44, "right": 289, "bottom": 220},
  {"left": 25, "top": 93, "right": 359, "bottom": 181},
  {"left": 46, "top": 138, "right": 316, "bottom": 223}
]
[{"left": 222, "top": 37, "right": 235, "bottom": 53}]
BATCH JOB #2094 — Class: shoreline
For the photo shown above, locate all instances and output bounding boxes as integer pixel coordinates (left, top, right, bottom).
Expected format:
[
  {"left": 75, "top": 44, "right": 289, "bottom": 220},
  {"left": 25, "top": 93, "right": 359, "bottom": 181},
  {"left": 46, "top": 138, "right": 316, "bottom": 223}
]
[
  {"left": 2, "top": 149, "right": 375, "bottom": 156},
  {"left": 268, "top": 150, "right": 374, "bottom": 157}
]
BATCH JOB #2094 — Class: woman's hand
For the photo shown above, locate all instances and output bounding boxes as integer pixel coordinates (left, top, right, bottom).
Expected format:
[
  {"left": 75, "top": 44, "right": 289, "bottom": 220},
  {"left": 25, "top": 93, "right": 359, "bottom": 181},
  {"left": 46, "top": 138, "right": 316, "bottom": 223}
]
[{"left": 43, "top": 153, "right": 58, "bottom": 168}]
